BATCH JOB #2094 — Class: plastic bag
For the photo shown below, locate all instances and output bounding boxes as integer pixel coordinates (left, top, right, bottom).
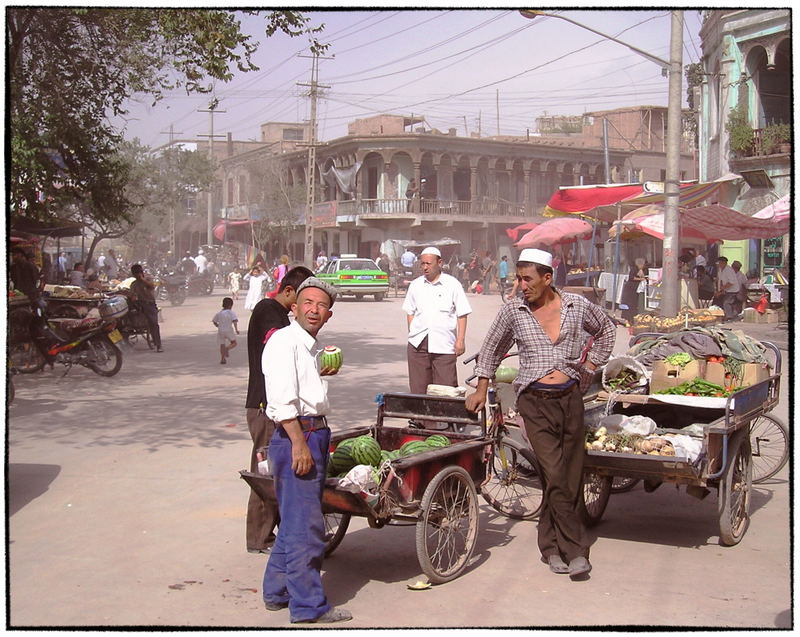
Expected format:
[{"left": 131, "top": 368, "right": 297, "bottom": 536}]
[
  {"left": 667, "top": 434, "right": 703, "bottom": 462},
  {"left": 337, "top": 464, "right": 378, "bottom": 494},
  {"left": 602, "top": 356, "right": 650, "bottom": 393}
]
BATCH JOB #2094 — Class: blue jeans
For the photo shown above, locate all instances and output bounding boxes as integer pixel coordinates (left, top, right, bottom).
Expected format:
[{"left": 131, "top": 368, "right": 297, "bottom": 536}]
[{"left": 263, "top": 426, "right": 331, "bottom": 622}]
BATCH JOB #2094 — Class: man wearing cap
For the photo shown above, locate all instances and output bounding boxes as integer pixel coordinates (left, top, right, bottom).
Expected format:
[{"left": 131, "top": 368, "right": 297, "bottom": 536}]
[
  {"left": 260, "top": 277, "right": 352, "bottom": 624},
  {"left": 403, "top": 246, "right": 472, "bottom": 402},
  {"left": 466, "top": 248, "right": 615, "bottom": 580},
  {"left": 715, "top": 256, "right": 740, "bottom": 321}
]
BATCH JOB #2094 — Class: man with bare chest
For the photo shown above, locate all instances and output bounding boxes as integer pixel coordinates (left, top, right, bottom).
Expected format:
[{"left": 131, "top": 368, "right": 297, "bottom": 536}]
[{"left": 466, "top": 248, "right": 615, "bottom": 579}]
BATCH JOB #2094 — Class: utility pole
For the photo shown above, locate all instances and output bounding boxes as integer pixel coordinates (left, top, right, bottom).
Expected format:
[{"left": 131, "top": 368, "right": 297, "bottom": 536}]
[
  {"left": 478, "top": 110, "right": 482, "bottom": 137},
  {"left": 660, "top": 11, "right": 684, "bottom": 317},
  {"left": 198, "top": 101, "right": 227, "bottom": 247},
  {"left": 602, "top": 118, "right": 611, "bottom": 183},
  {"left": 159, "top": 123, "right": 183, "bottom": 255},
  {"left": 298, "top": 52, "right": 332, "bottom": 268},
  {"left": 462, "top": 115, "right": 469, "bottom": 137},
  {"left": 496, "top": 89, "right": 500, "bottom": 136}
]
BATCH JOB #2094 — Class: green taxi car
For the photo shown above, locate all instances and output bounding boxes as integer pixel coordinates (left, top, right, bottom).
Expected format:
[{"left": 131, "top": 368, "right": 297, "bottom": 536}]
[{"left": 317, "top": 255, "right": 389, "bottom": 301}]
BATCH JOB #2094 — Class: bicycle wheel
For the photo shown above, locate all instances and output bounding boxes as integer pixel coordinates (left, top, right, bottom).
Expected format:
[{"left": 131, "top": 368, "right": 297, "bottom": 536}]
[
  {"left": 578, "top": 472, "right": 612, "bottom": 527},
  {"left": 481, "top": 437, "right": 543, "bottom": 520},
  {"left": 323, "top": 512, "right": 350, "bottom": 557},
  {"left": 610, "top": 477, "right": 640, "bottom": 493},
  {"left": 749, "top": 414, "right": 789, "bottom": 483},
  {"left": 415, "top": 465, "right": 479, "bottom": 584}
]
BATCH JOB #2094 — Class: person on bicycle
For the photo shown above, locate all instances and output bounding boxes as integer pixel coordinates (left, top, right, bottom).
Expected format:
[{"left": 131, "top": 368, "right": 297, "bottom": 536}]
[
  {"left": 130, "top": 263, "right": 163, "bottom": 353},
  {"left": 465, "top": 248, "right": 615, "bottom": 580}
]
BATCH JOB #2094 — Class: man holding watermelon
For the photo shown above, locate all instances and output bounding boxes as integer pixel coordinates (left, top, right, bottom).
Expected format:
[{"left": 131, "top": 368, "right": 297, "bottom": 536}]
[
  {"left": 245, "top": 266, "right": 313, "bottom": 555},
  {"left": 260, "top": 277, "right": 352, "bottom": 624},
  {"left": 466, "top": 248, "right": 615, "bottom": 580}
]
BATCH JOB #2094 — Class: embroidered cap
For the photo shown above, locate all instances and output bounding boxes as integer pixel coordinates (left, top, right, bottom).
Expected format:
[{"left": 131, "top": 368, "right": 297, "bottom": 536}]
[
  {"left": 420, "top": 246, "right": 441, "bottom": 257},
  {"left": 517, "top": 248, "right": 553, "bottom": 268},
  {"left": 296, "top": 277, "right": 338, "bottom": 307}
]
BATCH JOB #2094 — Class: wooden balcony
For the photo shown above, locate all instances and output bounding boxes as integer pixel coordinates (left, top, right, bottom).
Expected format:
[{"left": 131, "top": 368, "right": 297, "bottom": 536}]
[{"left": 330, "top": 198, "right": 530, "bottom": 219}]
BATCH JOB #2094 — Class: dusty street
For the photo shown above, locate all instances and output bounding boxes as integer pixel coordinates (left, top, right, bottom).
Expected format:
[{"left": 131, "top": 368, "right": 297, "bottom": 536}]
[{"left": 7, "top": 289, "right": 791, "bottom": 628}]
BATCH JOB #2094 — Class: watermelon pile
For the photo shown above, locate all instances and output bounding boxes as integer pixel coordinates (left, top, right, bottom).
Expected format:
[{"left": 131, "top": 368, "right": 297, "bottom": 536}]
[{"left": 328, "top": 433, "right": 451, "bottom": 478}]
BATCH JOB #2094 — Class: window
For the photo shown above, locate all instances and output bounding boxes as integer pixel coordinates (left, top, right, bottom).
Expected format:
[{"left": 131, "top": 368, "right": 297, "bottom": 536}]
[
  {"left": 282, "top": 128, "right": 304, "bottom": 141},
  {"left": 226, "top": 178, "right": 234, "bottom": 205}
]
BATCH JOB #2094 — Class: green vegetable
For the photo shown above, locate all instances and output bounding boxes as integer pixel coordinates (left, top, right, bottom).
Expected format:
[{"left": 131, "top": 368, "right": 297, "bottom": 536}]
[
  {"left": 664, "top": 352, "right": 693, "bottom": 368},
  {"left": 654, "top": 377, "right": 736, "bottom": 397},
  {"left": 606, "top": 369, "right": 639, "bottom": 390}
]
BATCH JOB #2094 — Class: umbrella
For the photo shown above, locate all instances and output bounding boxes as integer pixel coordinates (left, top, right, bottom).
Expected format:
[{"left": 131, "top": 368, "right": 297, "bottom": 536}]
[
  {"left": 505, "top": 222, "right": 539, "bottom": 242},
  {"left": 608, "top": 214, "right": 716, "bottom": 242},
  {"left": 752, "top": 194, "right": 790, "bottom": 222},
  {"left": 515, "top": 217, "right": 593, "bottom": 248}
]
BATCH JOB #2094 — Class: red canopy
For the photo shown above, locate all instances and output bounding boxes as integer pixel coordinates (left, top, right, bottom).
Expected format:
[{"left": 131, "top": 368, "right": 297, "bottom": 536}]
[
  {"left": 212, "top": 219, "right": 257, "bottom": 241},
  {"left": 505, "top": 222, "right": 539, "bottom": 242},
  {"left": 515, "top": 217, "right": 593, "bottom": 248}
]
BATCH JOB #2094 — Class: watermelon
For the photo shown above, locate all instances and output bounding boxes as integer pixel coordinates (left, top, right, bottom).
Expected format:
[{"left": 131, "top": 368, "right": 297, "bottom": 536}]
[
  {"left": 379, "top": 449, "right": 400, "bottom": 465},
  {"left": 329, "top": 444, "right": 356, "bottom": 474},
  {"left": 426, "top": 434, "right": 451, "bottom": 447},
  {"left": 320, "top": 345, "right": 343, "bottom": 371},
  {"left": 351, "top": 436, "right": 381, "bottom": 466},
  {"left": 335, "top": 437, "right": 358, "bottom": 451},
  {"left": 399, "top": 440, "right": 433, "bottom": 457},
  {"left": 494, "top": 365, "right": 518, "bottom": 383}
]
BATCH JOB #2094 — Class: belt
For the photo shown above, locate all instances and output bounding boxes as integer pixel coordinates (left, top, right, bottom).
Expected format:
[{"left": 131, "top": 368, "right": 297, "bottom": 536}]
[
  {"left": 297, "top": 415, "right": 328, "bottom": 432},
  {"left": 523, "top": 381, "right": 577, "bottom": 399}
]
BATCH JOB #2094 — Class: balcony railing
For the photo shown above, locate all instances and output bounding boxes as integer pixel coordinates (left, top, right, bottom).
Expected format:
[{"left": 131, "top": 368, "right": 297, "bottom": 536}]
[{"left": 332, "top": 198, "right": 528, "bottom": 218}]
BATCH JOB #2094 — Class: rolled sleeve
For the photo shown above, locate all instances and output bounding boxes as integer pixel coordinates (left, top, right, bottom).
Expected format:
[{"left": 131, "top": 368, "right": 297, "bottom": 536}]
[{"left": 583, "top": 302, "right": 616, "bottom": 367}]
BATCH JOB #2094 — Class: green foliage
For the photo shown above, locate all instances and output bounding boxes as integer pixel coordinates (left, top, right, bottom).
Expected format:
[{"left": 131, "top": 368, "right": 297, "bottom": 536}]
[
  {"left": 725, "top": 106, "right": 754, "bottom": 155},
  {"left": 683, "top": 62, "right": 704, "bottom": 148},
  {"left": 8, "top": 8, "right": 324, "bottom": 224},
  {"left": 761, "top": 122, "right": 791, "bottom": 154}
]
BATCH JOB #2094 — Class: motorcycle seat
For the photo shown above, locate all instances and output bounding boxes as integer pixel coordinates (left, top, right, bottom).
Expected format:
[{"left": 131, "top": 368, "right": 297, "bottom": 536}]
[{"left": 52, "top": 316, "right": 103, "bottom": 336}]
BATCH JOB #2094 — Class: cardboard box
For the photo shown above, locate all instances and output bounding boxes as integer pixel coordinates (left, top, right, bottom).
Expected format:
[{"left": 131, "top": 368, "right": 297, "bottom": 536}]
[
  {"left": 705, "top": 361, "right": 771, "bottom": 389},
  {"left": 651, "top": 359, "right": 706, "bottom": 393}
]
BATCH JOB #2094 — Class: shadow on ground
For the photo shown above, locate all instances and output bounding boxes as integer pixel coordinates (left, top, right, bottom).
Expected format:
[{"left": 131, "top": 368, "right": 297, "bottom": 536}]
[{"left": 8, "top": 463, "right": 62, "bottom": 516}]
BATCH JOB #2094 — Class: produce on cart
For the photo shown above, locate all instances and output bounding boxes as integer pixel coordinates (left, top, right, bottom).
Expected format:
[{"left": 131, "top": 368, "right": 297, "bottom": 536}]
[{"left": 580, "top": 328, "right": 781, "bottom": 545}]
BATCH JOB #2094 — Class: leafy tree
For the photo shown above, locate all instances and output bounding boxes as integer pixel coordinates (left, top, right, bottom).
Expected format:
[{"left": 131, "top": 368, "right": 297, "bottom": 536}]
[
  {"left": 8, "top": 8, "right": 324, "bottom": 223},
  {"left": 683, "top": 62, "right": 704, "bottom": 148},
  {"left": 250, "top": 159, "right": 306, "bottom": 258}
]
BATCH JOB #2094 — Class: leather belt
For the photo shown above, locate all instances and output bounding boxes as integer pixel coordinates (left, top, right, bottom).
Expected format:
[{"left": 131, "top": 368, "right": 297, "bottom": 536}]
[
  {"left": 523, "top": 382, "right": 577, "bottom": 399},
  {"left": 297, "top": 415, "right": 328, "bottom": 432}
]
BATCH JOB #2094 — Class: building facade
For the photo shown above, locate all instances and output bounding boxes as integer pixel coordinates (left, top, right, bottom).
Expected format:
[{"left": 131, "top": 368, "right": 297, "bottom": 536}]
[
  {"left": 698, "top": 9, "right": 790, "bottom": 274},
  {"left": 219, "top": 111, "right": 696, "bottom": 262}
]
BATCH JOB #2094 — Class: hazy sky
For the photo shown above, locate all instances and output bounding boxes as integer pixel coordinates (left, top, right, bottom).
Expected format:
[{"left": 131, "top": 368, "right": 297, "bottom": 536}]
[{"left": 118, "top": 8, "right": 706, "bottom": 148}]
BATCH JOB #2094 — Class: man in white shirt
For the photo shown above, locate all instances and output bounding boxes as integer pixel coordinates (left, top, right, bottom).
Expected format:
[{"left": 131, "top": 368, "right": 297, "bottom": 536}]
[
  {"left": 716, "top": 256, "right": 741, "bottom": 321},
  {"left": 731, "top": 260, "right": 748, "bottom": 314},
  {"left": 403, "top": 246, "right": 471, "bottom": 400},
  {"left": 260, "top": 277, "right": 352, "bottom": 625},
  {"left": 400, "top": 247, "right": 416, "bottom": 269},
  {"left": 193, "top": 249, "right": 208, "bottom": 274},
  {"left": 105, "top": 249, "right": 120, "bottom": 280}
]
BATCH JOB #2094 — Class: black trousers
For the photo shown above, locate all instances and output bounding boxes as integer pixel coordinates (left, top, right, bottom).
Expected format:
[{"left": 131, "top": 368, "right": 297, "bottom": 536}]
[
  {"left": 517, "top": 384, "right": 589, "bottom": 562},
  {"left": 246, "top": 408, "right": 279, "bottom": 549},
  {"left": 141, "top": 301, "right": 161, "bottom": 348}
]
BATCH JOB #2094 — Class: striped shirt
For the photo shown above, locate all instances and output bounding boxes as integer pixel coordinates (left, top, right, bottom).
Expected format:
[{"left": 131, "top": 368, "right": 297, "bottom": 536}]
[{"left": 473, "top": 291, "right": 616, "bottom": 395}]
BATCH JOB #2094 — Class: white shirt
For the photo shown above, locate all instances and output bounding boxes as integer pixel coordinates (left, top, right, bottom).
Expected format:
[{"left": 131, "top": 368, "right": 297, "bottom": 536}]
[
  {"left": 243, "top": 272, "right": 269, "bottom": 310},
  {"left": 194, "top": 254, "right": 208, "bottom": 273},
  {"left": 400, "top": 251, "right": 416, "bottom": 268},
  {"left": 717, "top": 265, "right": 740, "bottom": 294},
  {"left": 316, "top": 255, "right": 328, "bottom": 269},
  {"left": 213, "top": 308, "right": 238, "bottom": 337},
  {"left": 694, "top": 254, "right": 706, "bottom": 268},
  {"left": 262, "top": 321, "right": 329, "bottom": 422},
  {"left": 105, "top": 256, "right": 119, "bottom": 278},
  {"left": 735, "top": 270, "right": 748, "bottom": 291},
  {"left": 403, "top": 272, "right": 472, "bottom": 354}
]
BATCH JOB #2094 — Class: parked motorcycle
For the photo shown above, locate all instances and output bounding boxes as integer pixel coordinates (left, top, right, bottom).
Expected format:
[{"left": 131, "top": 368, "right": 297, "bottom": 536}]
[
  {"left": 9, "top": 297, "right": 127, "bottom": 377},
  {"left": 187, "top": 271, "right": 214, "bottom": 296},
  {"left": 156, "top": 269, "right": 187, "bottom": 306}
]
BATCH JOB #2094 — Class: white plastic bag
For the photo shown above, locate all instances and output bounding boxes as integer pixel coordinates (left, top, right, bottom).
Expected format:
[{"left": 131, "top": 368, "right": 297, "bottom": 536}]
[
  {"left": 602, "top": 356, "right": 650, "bottom": 393},
  {"left": 620, "top": 415, "right": 657, "bottom": 436},
  {"left": 667, "top": 434, "right": 703, "bottom": 462},
  {"left": 337, "top": 464, "right": 378, "bottom": 494}
]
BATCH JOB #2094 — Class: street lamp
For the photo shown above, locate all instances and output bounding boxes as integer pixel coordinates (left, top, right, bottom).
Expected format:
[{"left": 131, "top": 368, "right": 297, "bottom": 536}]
[{"left": 520, "top": 10, "right": 684, "bottom": 317}]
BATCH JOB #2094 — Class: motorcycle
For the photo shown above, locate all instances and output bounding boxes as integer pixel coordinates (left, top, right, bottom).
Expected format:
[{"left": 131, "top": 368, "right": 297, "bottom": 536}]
[
  {"left": 186, "top": 271, "right": 214, "bottom": 296},
  {"left": 9, "top": 297, "right": 126, "bottom": 377},
  {"left": 156, "top": 269, "right": 187, "bottom": 306},
  {"left": 112, "top": 291, "right": 154, "bottom": 349}
]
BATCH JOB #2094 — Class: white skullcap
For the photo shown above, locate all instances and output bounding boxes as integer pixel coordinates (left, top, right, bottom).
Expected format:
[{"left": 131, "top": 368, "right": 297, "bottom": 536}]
[
  {"left": 517, "top": 248, "right": 553, "bottom": 268},
  {"left": 420, "top": 247, "right": 441, "bottom": 257}
]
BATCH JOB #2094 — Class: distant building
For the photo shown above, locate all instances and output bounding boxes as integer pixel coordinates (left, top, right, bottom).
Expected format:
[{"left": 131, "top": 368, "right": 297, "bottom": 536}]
[
  {"left": 218, "top": 111, "right": 695, "bottom": 262},
  {"left": 698, "top": 8, "right": 790, "bottom": 274}
]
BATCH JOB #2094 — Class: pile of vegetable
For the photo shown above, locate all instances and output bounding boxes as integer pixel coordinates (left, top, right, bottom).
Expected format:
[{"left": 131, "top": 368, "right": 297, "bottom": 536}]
[
  {"left": 584, "top": 427, "right": 676, "bottom": 456},
  {"left": 605, "top": 369, "right": 641, "bottom": 391},
  {"left": 654, "top": 377, "right": 740, "bottom": 397},
  {"left": 664, "top": 352, "right": 693, "bottom": 368},
  {"left": 328, "top": 433, "right": 451, "bottom": 479}
]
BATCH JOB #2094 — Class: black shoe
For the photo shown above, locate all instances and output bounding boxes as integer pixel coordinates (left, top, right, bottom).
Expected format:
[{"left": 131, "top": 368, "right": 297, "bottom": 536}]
[
  {"left": 156, "top": 347, "right": 164, "bottom": 353},
  {"left": 568, "top": 556, "right": 592, "bottom": 580},
  {"left": 264, "top": 600, "right": 288, "bottom": 612}
]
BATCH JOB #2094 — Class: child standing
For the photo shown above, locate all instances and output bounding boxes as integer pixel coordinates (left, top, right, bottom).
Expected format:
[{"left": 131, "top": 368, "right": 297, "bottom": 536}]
[
  {"left": 228, "top": 268, "right": 242, "bottom": 300},
  {"left": 213, "top": 297, "right": 239, "bottom": 364}
]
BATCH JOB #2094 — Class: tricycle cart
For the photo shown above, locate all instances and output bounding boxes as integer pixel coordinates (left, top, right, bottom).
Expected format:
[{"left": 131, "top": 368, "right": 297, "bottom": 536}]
[
  {"left": 242, "top": 393, "right": 491, "bottom": 583},
  {"left": 579, "top": 336, "right": 782, "bottom": 546}
]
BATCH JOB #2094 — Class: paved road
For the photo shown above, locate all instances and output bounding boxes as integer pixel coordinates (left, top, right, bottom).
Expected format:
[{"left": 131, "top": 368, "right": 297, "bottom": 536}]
[{"left": 8, "top": 290, "right": 791, "bottom": 628}]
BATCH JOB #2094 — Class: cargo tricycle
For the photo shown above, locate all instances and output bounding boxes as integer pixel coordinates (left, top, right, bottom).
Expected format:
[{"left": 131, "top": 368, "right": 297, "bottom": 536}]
[{"left": 241, "top": 390, "right": 543, "bottom": 584}]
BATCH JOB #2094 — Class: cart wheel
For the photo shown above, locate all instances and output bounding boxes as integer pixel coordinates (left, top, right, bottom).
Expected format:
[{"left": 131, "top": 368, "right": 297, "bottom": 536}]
[
  {"left": 415, "top": 465, "right": 479, "bottom": 584},
  {"left": 610, "top": 477, "right": 640, "bottom": 493},
  {"left": 481, "top": 436, "right": 543, "bottom": 520},
  {"left": 323, "top": 512, "right": 350, "bottom": 557},
  {"left": 749, "top": 414, "right": 788, "bottom": 483},
  {"left": 718, "top": 430, "right": 752, "bottom": 546},
  {"left": 579, "top": 472, "right": 612, "bottom": 527}
]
